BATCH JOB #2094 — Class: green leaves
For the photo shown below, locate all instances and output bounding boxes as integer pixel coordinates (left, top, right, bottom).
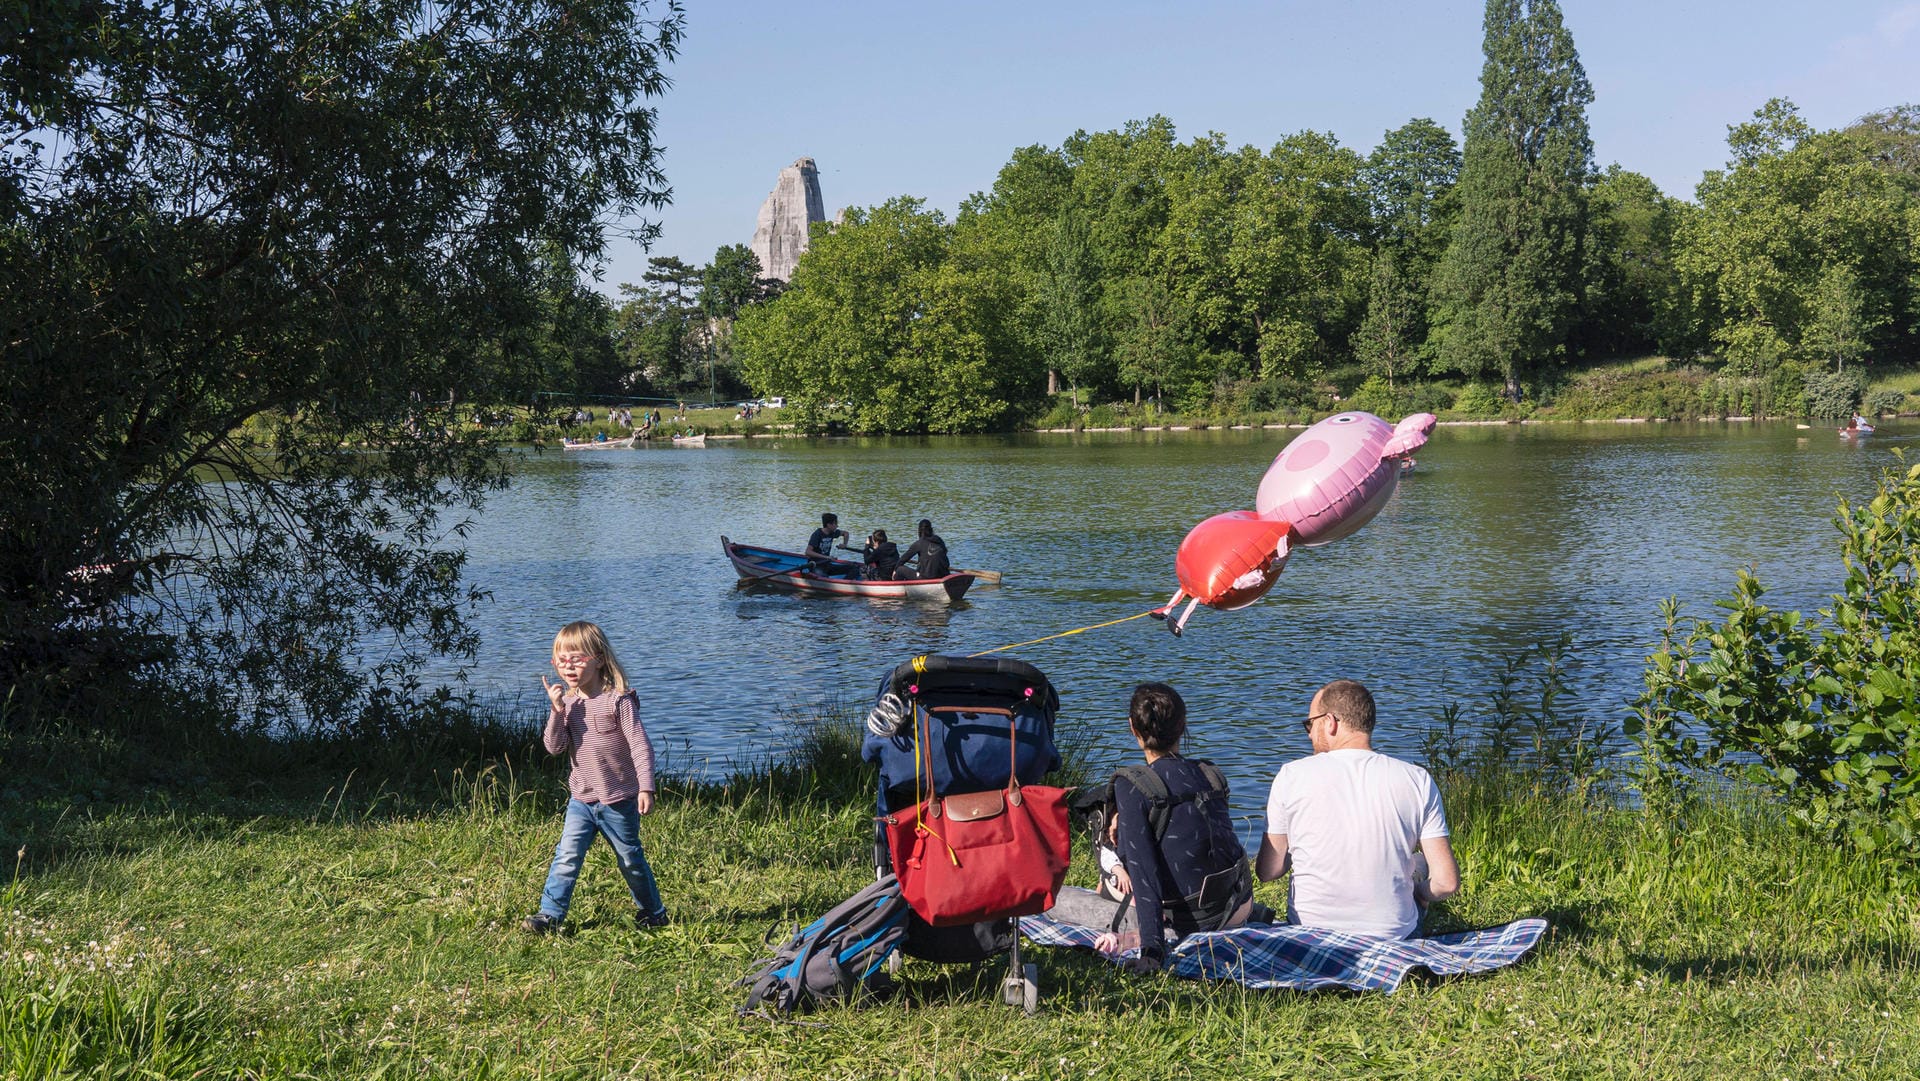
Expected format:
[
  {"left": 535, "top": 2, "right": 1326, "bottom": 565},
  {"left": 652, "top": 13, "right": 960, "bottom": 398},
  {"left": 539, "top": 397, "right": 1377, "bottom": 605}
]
[
  {"left": 1, "top": 0, "right": 687, "bottom": 720},
  {"left": 1633, "top": 458, "right": 1920, "bottom": 878}
]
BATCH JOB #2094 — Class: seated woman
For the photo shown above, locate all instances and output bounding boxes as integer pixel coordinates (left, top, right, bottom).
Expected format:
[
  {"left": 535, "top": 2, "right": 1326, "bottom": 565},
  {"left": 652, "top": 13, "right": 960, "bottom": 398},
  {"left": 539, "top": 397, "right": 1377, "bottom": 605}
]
[
  {"left": 1045, "top": 682, "right": 1257, "bottom": 972},
  {"left": 860, "top": 529, "right": 899, "bottom": 580}
]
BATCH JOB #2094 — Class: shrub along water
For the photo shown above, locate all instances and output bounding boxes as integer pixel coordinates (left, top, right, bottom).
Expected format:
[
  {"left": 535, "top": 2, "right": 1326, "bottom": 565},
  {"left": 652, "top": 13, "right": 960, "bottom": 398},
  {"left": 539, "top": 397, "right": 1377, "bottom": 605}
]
[{"left": 1634, "top": 458, "right": 1920, "bottom": 874}]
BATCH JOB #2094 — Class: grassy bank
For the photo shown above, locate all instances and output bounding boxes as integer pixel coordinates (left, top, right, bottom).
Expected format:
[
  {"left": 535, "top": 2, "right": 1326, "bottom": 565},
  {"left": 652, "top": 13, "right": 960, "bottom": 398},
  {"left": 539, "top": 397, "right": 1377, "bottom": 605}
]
[{"left": 4, "top": 711, "right": 1919, "bottom": 1080}]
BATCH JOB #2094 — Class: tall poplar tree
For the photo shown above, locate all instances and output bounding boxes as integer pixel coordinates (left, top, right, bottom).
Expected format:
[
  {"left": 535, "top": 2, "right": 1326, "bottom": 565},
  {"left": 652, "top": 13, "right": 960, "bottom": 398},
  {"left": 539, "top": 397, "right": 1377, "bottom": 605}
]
[{"left": 1432, "top": 0, "right": 1594, "bottom": 397}]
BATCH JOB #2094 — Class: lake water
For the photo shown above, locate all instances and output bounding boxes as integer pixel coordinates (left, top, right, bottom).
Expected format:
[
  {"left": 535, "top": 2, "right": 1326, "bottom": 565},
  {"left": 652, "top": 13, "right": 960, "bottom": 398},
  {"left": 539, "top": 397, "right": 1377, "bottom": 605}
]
[{"left": 449, "top": 420, "right": 1912, "bottom": 829}]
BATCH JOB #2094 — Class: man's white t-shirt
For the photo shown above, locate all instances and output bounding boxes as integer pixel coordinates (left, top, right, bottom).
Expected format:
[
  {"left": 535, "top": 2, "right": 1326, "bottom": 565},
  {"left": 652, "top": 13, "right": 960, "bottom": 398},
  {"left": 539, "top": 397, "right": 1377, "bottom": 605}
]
[{"left": 1264, "top": 748, "right": 1448, "bottom": 938}]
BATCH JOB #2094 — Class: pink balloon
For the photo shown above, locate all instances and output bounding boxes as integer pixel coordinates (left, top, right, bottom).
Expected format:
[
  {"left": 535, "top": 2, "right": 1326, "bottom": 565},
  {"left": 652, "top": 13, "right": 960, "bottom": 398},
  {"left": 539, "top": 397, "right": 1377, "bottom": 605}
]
[{"left": 1254, "top": 411, "right": 1434, "bottom": 547}]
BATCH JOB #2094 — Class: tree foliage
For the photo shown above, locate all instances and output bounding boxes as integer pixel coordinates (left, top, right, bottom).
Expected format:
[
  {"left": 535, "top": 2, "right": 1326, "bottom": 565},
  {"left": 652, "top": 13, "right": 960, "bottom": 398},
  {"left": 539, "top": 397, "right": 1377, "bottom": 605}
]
[
  {"left": 1432, "top": 0, "right": 1594, "bottom": 395},
  {"left": 733, "top": 198, "right": 1033, "bottom": 433},
  {"left": 1674, "top": 99, "right": 1916, "bottom": 376},
  {"left": 0, "top": 0, "right": 685, "bottom": 718}
]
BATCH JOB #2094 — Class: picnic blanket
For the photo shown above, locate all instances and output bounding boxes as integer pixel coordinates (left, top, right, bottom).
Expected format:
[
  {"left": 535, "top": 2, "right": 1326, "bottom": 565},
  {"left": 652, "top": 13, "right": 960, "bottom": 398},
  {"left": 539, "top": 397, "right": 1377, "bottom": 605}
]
[{"left": 1018, "top": 913, "right": 1549, "bottom": 992}]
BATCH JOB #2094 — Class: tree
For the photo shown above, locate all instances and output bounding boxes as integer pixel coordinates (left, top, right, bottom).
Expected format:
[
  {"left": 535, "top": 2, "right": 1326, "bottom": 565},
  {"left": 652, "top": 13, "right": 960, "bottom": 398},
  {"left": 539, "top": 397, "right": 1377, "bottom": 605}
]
[
  {"left": 1431, "top": 0, "right": 1594, "bottom": 397},
  {"left": 1353, "top": 252, "right": 1420, "bottom": 389},
  {"left": 1361, "top": 118, "right": 1462, "bottom": 369},
  {"left": 0, "top": 0, "right": 685, "bottom": 719},
  {"left": 1672, "top": 99, "right": 1915, "bottom": 377},
  {"left": 733, "top": 198, "right": 1032, "bottom": 434},
  {"left": 1573, "top": 166, "right": 1683, "bottom": 359},
  {"left": 1036, "top": 209, "right": 1106, "bottom": 406},
  {"left": 1110, "top": 275, "right": 1200, "bottom": 405}
]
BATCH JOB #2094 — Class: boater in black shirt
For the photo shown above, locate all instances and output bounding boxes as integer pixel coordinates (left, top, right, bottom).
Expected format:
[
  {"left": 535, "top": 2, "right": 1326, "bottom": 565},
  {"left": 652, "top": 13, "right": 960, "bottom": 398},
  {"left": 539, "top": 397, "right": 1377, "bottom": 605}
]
[{"left": 893, "top": 518, "right": 949, "bottom": 580}]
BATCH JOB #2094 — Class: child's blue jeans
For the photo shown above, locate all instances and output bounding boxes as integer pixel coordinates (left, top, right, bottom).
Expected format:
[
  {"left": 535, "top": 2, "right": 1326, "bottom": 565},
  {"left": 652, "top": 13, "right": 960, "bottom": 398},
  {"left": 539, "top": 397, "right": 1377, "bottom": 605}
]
[{"left": 538, "top": 796, "right": 667, "bottom": 921}]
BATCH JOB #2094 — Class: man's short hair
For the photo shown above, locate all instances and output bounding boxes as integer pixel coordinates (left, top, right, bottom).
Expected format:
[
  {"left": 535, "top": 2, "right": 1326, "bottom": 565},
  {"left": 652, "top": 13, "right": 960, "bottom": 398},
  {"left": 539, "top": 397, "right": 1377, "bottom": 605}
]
[
  {"left": 822, "top": 512, "right": 837, "bottom": 525},
  {"left": 1316, "top": 679, "right": 1375, "bottom": 734},
  {"left": 1129, "top": 682, "right": 1188, "bottom": 752}
]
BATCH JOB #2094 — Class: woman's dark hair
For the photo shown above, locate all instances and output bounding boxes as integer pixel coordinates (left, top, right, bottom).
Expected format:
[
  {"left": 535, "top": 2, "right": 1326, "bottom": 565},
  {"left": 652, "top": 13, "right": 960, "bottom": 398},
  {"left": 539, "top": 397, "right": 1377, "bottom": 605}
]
[
  {"left": 870, "top": 529, "right": 887, "bottom": 542},
  {"left": 1129, "top": 682, "right": 1187, "bottom": 752},
  {"left": 917, "top": 518, "right": 934, "bottom": 538}
]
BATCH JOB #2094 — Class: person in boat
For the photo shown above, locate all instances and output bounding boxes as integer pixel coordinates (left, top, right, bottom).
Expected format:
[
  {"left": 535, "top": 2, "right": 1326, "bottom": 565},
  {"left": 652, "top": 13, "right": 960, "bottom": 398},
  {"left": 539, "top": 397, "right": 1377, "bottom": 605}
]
[
  {"left": 1256, "top": 679, "right": 1461, "bottom": 938},
  {"left": 806, "top": 513, "right": 850, "bottom": 572},
  {"left": 892, "top": 518, "right": 949, "bottom": 580},
  {"left": 859, "top": 529, "right": 899, "bottom": 580},
  {"left": 1044, "top": 682, "right": 1258, "bottom": 973}
]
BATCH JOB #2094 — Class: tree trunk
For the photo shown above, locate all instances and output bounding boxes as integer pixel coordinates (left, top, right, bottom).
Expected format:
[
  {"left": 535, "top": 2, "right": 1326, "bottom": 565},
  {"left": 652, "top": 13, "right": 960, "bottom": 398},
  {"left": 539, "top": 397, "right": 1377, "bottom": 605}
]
[{"left": 1047, "top": 369, "right": 1060, "bottom": 395}]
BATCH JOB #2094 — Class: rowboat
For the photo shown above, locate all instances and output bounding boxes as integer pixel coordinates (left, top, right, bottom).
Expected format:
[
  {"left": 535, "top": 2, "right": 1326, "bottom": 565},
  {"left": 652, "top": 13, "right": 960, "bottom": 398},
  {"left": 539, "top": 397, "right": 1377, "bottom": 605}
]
[
  {"left": 672, "top": 433, "right": 707, "bottom": 447},
  {"left": 721, "top": 537, "right": 974, "bottom": 601},
  {"left": 562, "top": 436, "right": 635, "bottom": 450}
]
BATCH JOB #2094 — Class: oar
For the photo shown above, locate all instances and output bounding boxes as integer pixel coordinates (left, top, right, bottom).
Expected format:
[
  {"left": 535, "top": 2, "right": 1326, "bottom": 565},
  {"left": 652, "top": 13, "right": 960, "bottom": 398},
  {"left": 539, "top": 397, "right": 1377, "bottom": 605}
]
[{"left": 957, "top": 567, "right": 1003, "bottom": 583}]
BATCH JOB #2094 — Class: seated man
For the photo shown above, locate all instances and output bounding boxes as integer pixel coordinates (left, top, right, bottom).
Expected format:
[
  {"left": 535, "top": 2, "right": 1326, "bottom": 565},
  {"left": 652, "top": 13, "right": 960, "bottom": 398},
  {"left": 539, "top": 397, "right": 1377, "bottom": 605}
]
[
  {"left": 893, "top": 518, "right": 949, "bottom": 580},
  {"left": 1045, "top": 683, "right": 1254, "bottom": 972},
  {"left": 1256, "top": 679, "right": 1460, "bottom": 938},
  {"left": 860, "top": 530, "right": 899, "bottom": 580},
  {"left": 806, "top": 512, "right": 851, "bottom": 573}
]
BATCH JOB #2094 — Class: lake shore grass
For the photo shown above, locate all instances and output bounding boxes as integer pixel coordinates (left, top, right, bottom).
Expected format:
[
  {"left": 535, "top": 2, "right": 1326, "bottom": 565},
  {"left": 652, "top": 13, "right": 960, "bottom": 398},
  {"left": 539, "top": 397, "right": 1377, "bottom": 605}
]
[{"left": 5, "top": 708, "right": 1918, "bottom": 1080}]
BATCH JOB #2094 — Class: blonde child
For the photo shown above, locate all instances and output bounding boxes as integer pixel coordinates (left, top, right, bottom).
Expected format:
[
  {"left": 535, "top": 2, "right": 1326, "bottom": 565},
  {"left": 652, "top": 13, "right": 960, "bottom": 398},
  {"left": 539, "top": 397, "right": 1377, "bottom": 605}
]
[{"left": 522, "top": 621, "right": 669, "bottom": 934}]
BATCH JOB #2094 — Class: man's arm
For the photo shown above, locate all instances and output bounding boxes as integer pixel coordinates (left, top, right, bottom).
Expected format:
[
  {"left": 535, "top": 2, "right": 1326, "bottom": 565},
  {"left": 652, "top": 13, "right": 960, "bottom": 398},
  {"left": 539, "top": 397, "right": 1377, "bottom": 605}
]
[
  {"left": 1413, "top": 835, "right": 1460, "bottom": 907},
  {"left": 1255, "top": 833, "right": 1291, "bottom": 882}
]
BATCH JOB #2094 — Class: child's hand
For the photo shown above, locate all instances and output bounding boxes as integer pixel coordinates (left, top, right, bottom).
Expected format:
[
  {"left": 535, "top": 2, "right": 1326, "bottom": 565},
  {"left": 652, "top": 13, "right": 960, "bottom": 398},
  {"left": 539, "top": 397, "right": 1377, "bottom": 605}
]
[
  {"left": 541, "top": 675, "right": 565, "bottom": 711},
  {"left": 636, "top": 791, "right": 654, "bottom": 815}
]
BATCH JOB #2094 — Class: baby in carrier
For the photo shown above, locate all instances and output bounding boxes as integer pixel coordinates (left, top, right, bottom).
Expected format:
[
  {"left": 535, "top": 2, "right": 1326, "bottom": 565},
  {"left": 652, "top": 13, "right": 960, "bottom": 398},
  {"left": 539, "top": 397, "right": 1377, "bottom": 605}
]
[{"left": 1048, "top": 682, "right": 1263, "bottom": 972}]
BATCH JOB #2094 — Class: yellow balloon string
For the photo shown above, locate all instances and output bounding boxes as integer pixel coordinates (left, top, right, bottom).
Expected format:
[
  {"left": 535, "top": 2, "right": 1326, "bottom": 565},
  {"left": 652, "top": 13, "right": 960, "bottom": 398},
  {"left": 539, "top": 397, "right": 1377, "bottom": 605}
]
[{"left": 968, "top": 609, "right": 1162, "bottom": 658}]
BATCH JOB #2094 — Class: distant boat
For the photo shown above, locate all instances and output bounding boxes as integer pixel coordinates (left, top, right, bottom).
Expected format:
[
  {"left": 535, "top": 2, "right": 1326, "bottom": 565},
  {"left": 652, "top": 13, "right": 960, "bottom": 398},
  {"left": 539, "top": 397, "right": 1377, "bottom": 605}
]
[
  {"left": 562, "top": 436, "right": 635, "bottom": 450},
  {"left": 722, "top": 537, "right": 975, "bottom": 601},
  {"left": 671, "top": 433, "right": 707, "bottom": 447}
]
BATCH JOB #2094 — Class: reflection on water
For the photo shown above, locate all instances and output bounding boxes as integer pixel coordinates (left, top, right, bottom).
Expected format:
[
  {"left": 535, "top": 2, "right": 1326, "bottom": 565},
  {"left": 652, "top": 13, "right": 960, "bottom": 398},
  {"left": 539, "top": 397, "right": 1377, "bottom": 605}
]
[{"left": 448, "top": 423, "right": 1915, "bottom": 827}]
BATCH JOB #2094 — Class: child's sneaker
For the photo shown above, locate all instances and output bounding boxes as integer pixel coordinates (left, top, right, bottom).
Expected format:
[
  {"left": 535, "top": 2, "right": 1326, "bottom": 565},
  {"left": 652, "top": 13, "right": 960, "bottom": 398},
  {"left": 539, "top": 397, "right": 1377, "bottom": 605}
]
[
  {"left": 521, "top": 913, "right": 562, "bottom": 935},
  {"left": 636, "top": 910, "right": 670, "bottom": 930}
]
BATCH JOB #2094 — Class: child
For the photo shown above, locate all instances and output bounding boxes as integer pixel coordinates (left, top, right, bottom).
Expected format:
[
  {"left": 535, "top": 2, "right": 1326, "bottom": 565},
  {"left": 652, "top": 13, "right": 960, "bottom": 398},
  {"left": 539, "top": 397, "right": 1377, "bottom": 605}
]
[{"left": 522, "top": 621, "right": 670, "bottom": 934}]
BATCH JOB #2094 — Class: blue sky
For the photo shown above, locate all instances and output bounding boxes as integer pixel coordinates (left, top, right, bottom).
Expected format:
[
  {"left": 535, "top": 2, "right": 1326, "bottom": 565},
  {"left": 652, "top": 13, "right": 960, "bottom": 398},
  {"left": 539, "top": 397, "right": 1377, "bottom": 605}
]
[{"left": 592, "top": 0, "right": 1919, "bottom": 293}]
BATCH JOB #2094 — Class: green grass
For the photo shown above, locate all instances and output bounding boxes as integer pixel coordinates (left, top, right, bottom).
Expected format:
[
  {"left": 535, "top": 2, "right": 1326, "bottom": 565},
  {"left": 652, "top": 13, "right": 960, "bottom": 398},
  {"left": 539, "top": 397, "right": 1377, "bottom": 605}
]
[{"left": 4, "top": 715, "right": 1919, "bottom": 1079}]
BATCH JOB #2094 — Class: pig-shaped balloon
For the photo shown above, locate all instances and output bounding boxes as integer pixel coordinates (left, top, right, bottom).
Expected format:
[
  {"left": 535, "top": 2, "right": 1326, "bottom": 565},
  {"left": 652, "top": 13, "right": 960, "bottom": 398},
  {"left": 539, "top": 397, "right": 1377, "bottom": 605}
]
[
  {"left": 1256, "top": 411, "right": 1436, "bottom": 546},
  {"left": 1154, "top": 411, "right": 1435, "bottom": 634}
]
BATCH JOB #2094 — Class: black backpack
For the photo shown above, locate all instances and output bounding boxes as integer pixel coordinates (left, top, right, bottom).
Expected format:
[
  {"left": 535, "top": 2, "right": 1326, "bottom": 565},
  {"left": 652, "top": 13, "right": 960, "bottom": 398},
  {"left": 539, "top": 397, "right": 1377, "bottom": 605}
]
[
  {"left": 741, "top": 875, "right": 911, "bottom": 1015},
  {"left": 1077, "top": 760, "right": 1232, "bottom": 849}
]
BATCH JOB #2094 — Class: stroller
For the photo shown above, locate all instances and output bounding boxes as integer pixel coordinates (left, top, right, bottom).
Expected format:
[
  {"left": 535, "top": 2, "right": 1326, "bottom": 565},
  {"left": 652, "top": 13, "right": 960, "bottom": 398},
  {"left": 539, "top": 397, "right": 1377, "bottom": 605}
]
[{"left": 859, "top": 654, "right": 1065, "bottom": 1014}]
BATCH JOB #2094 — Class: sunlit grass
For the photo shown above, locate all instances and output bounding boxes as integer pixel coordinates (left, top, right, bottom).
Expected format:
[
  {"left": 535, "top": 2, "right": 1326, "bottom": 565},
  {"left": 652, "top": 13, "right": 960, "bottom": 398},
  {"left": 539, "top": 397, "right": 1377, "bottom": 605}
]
[{"left": 4, "top": 709, "right": 1919, "bottom": 1079}]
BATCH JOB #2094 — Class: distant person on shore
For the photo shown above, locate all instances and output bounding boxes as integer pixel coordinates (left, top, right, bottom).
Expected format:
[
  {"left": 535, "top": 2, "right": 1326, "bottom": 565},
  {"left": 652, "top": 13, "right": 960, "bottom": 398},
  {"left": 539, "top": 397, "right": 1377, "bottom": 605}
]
[
  {"left": 522, "top": 620, "right": 669, "bottom": 935},
  {"left": 1256, "top": 679, "right": 1459, "bottom": 938},
  {"left": 893, "top": 519, "right": 949, "bottom": 580},
  {"left": 860, "top": 529, "right": 899, "bottom": 580},
  {"left": 807, "top": 513, "right": 850, "bottom": 571}
]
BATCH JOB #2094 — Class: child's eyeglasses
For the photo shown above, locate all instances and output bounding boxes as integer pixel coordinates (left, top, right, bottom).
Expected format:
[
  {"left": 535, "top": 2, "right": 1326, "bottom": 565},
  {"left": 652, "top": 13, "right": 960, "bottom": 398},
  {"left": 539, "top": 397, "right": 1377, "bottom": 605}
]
[{"left": 553, "top": 654, "right": 594, "bottom": 666}]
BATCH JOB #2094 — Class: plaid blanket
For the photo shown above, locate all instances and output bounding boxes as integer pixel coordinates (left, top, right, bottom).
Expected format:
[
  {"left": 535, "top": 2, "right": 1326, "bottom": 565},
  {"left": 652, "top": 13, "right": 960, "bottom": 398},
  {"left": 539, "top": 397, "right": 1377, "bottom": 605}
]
[{"left": 1018, "top": 913, "right": 1549, "bottom": 992}]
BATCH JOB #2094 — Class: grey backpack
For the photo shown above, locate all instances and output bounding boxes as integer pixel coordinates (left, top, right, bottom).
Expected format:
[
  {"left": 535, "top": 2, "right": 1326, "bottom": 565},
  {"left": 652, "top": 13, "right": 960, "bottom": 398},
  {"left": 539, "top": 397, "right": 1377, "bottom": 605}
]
[{"left": 741, "top": 874, "right": 910, "bottom": 1015}]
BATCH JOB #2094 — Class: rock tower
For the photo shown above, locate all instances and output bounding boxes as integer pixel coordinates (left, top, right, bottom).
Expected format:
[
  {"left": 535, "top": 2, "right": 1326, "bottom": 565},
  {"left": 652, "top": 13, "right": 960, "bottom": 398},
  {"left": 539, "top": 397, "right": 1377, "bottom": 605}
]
[{"left": 750, "top": 157, "right": 826, "bottom": 282}]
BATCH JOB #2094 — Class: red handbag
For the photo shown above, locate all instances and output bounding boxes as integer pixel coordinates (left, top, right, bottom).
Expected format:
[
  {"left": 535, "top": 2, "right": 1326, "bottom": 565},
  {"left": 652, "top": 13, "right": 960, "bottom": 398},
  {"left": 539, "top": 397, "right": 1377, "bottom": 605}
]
[{"left": 883, "top": 702, "right": 1073, "bottom": 927}]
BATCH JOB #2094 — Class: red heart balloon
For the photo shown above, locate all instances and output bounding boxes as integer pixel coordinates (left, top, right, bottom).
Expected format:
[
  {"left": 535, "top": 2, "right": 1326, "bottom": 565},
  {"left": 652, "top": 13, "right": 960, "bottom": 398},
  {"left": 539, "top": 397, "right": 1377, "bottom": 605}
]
[{"left": 1175, "top": 510, "right": 1294, "bottom": 611}]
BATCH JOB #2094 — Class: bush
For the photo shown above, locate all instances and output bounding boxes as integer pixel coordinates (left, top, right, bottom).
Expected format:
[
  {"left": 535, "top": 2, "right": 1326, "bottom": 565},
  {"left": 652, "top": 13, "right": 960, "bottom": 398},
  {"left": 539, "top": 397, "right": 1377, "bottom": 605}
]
[
  {"left": 1802, "top": 368, "right": 1864, "bottom": 419},
  {"left": 1341, "top": 376, "right": 1400, "bottom": 417},
  {"left": 1632, "top": 459, "right": 1920, "bottom": 874},
  {"left": 1084, "top": 404, "right": 1121, "bottom": 428},
  {"left": 1868, "top": 388, "right": 1907, "bottom": 416},
  {"left": 1451, "top": 382, "right": 1505, "bottom": 419},
  {"left": 1032, "top": 397, "right": 1079, "bottom": 429}
]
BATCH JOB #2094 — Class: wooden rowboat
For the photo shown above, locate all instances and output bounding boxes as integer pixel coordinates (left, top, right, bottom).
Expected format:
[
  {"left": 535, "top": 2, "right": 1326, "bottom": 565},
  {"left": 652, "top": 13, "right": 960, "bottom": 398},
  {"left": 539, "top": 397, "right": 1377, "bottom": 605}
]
[
  {"left": 671, "top": 433, "right": 707, "bottom": 447},
  {"left": 562, "top": 435, "right": 635, "bottom": 450},
  {"left": 722, "top": 537, "right": 974, "bottom": 601}
]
